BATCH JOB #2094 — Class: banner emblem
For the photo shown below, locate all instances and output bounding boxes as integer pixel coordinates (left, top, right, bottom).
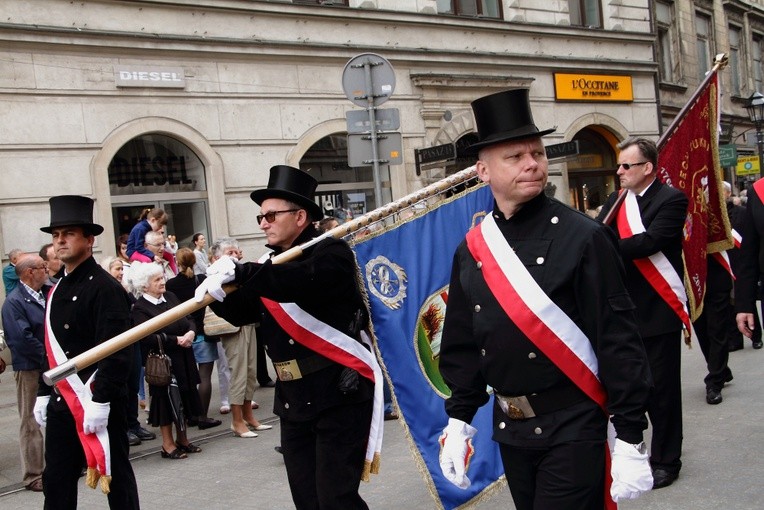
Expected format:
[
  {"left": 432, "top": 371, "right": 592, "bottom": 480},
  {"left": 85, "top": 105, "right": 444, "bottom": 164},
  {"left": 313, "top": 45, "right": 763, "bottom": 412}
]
[
  {"left": 415, "top": 288, "right": 451, "bottom": 397},
  {"left": 365, "top": 255, "right": 408, "bottom": 310}
]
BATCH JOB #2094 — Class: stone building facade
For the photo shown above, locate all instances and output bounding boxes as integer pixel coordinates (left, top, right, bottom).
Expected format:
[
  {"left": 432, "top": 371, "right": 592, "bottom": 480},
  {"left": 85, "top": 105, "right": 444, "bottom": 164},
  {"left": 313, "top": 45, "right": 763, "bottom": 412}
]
[{"left": 0, "top": 0, "right": 661, "bottom": 300}]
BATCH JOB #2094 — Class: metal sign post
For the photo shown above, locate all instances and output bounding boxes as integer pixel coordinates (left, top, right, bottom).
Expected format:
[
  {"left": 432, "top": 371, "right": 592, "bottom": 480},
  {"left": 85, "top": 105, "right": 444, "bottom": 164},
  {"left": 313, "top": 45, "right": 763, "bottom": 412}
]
[{"left": 342, "top": 53, "right": 398, "bottom": 207}]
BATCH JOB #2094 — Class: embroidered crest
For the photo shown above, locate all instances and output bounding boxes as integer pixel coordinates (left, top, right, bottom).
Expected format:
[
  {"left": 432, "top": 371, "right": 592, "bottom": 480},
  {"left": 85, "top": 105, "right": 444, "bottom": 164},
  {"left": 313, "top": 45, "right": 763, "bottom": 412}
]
[{"left": 365, "top": 256, "right": 407, "bottom": 310}]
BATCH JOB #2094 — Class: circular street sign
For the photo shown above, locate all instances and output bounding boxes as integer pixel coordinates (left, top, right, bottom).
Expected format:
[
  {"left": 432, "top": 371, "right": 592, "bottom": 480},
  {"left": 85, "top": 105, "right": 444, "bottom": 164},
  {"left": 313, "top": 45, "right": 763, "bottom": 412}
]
[{"left": 342, "top": 53, "right": 396, "bottom": 108}]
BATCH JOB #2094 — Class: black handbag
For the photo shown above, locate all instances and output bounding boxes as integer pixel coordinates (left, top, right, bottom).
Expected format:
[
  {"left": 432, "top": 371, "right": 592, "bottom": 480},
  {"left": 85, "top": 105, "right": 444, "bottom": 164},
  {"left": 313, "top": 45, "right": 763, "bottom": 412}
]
[{"left": 145, "top": 334, "right": 172, "bottom": 387}]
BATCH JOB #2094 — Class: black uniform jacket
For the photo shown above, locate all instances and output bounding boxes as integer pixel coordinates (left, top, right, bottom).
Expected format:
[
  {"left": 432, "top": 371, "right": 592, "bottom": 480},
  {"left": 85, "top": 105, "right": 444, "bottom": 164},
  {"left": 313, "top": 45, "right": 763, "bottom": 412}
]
[
  {"left": 38, "top": 256, "right": 133, "bottom": 403},
  {"left": 211, "top": 225, "right": 373, "bottom": 421},
  {"left": 735, "top": 183, "right": 764, "bottom": 313},
  {"left": 440, "top": 194, "right": 651, "bottom": 447},
  {"left": 597, "top": 180, "right": 689, "bottom": 338}
]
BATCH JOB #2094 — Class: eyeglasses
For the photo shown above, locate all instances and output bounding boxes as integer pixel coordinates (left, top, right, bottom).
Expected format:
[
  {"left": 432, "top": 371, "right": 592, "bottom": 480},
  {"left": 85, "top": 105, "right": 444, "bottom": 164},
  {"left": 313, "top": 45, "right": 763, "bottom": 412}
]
[
  {"left": 257, "top": 209, "right": 300, "bottom": 224},
  {"left": 617, "top": 162, "right": 649, "bottom": 170},
  {"left": 31, "top": 265, "right": 47, "bottom": 271},
  {"left": 147, "top": 242, "right": 164, "bottom": 247}
]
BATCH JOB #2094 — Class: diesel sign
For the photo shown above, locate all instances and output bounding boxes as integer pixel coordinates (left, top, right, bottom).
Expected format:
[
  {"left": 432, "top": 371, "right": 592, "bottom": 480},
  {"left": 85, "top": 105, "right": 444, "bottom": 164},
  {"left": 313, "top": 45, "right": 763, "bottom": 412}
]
[{"left": 114, "top": 66, "right": 186, "bottom": 88}]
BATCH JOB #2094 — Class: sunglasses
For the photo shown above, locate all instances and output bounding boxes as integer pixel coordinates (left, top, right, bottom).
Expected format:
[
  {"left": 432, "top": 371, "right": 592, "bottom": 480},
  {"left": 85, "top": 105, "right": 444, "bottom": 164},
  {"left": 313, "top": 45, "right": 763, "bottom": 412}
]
[
  {"left": 617, "top": 162, "right": 648, "bottom": 170},
  {"left": 257, "top": 209, "right": 300, "bottom": 224}
]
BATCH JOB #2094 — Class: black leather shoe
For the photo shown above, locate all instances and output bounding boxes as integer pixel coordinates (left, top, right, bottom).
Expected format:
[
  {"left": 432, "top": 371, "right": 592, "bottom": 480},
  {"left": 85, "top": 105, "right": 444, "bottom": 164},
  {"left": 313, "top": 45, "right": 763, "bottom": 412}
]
[
  {"left": 274, "top": 445, "right": 283, "bottom": 454},
  {"left": 652, "top": 468, "right": 678, "bottom": 489},
  {"left": 260, "top": 380, "right": 276, "bottom": 388},
  {"left": 706, "top": 388, "right": 723, "bottom": 405},
  {"left": 198, "top": 418, "right": 222, "bottom": 430},
  {"left": 127, "top": 431, "right": 141, "bottom": 446},
  {"left": 132, "top": 427, "right": 156, "bottom": 440},
  {"left": 753, "top": 339, "right": 763, "bottom": 349}
]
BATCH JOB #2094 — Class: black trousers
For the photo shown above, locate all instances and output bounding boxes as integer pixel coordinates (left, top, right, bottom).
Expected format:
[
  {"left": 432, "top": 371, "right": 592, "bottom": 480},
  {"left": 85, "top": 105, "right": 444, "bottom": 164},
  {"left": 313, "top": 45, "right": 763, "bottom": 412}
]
[
  {"left": 43, "top": 395, "right": 139, "bottom": 510},
  {"left": 643, "top": 331, "right": 683, "bottom": 474},
  {"left": 499, "top": 439, "right": 605, "bottom": 510},
  {"left": 694, "top": 290, "right": 733, "bottom": 390},
  {"left": 280, "top": 399, "right": 373, "bottom": 510}
]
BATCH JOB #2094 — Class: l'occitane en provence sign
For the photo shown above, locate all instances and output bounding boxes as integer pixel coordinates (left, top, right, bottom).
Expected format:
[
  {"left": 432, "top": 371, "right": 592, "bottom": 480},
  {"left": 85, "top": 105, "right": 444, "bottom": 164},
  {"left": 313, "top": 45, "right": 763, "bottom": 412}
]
[{"left": 554, "top": 73, "right": 633, "bottom": 102}]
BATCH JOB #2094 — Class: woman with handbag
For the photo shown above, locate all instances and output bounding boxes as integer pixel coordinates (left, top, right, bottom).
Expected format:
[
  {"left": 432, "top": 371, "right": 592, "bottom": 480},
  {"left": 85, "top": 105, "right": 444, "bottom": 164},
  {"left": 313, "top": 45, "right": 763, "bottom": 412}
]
[
  {"left": 129, "top": 262, "right": 204, "bottom": 460},
  {"left": 166, "top": 248, "right": 222, "bottom": 430}
]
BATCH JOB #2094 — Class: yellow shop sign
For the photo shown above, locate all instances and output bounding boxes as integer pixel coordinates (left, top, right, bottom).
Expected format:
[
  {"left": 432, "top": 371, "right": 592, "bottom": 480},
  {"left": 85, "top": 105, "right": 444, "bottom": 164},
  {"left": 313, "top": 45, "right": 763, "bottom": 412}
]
[{"left": 554, "top": 73, "right": 633, "bottom": 102}]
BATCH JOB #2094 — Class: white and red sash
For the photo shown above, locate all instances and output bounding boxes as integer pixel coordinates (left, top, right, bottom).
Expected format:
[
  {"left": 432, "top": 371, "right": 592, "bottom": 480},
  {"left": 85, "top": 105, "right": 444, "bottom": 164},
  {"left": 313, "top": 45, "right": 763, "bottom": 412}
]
[
  {"left": 616, "top": 191, "right": 691, "bottom": 335},
  {"left": 710, "top": 229, "right": 741, "bottom": 279},
  {"left": 754, "top": 179, "right": 764, "bottom": 203},
  {"left": 44, "top": 284, "right": 112, "bottom": 494},
  {"left": 260, "top": 297, "right": 384, "bottom": 481},
  {"left": 465, "top": 214, "right": 616, "bottom": 510}
]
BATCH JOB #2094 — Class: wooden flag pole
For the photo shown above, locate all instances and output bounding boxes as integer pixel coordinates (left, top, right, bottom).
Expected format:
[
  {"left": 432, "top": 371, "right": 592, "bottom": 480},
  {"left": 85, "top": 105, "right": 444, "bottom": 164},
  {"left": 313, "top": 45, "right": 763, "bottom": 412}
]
[{"left": 43, "top": 166, "right": 479, "bottom": 386}]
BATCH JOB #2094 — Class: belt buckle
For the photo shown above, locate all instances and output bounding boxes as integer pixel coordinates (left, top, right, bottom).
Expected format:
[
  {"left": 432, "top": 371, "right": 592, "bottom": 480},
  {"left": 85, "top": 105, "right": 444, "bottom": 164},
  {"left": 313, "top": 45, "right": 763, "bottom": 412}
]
[
  {"left": 500, "top": 395, "right": 536, "bottom": 420},
  {"left": 274, "top": 359, "right": 302, "bottom": 381}
]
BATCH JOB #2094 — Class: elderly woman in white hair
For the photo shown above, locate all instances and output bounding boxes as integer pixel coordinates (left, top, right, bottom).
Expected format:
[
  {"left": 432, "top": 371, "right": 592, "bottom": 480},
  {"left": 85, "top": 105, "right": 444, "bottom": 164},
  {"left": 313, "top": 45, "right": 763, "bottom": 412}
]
[{"left": 129, "top": 262, "right": 204, "bottom": 460}]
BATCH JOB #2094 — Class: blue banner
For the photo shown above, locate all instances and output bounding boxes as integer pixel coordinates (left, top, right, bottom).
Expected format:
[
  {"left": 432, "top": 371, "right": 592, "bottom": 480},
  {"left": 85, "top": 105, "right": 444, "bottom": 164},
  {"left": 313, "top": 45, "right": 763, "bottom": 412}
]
[{"left": 352, "top": 184, "right": 505, "bottom": 509}]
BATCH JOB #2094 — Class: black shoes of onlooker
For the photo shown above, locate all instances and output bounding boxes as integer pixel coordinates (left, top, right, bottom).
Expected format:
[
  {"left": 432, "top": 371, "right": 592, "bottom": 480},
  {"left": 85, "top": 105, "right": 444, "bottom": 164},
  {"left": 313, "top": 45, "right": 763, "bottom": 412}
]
[
  {"left": 753, "top": 339, "right": 763, "bottom": 349},
  {"left": 128, "top": 426, "right": 157, "bottom": 446},
  {"left": 197, "top": 418, "right": 223, "bottom": 430}
]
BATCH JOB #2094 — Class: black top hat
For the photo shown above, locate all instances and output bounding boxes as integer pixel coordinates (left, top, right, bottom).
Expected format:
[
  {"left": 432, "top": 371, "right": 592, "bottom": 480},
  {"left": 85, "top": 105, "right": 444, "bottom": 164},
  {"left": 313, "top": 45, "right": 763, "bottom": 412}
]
[
  {"left": 40, "top": 195, "right": 104, "bottom": 235},
  {"left": 250, "top": 165, "right": 323, "bottom": 221},
  {"left": 465, "top": 88, "right": 555, "bottom": 155}
]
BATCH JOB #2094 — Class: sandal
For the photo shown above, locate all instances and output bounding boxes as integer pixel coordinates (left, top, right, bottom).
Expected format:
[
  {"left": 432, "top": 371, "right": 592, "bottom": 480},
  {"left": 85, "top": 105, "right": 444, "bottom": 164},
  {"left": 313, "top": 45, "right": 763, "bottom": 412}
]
[
  {"left": 160, "top": 448, "right": 187, "bottom": 460},
  {"left": 175, "top": 441, "right": 202, "bottom": 453}
]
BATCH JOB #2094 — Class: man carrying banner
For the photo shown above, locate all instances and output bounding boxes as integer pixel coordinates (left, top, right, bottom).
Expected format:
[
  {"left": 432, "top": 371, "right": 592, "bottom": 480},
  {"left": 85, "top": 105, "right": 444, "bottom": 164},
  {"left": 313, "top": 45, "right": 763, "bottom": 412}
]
[
  {"left": 34, "top": 195, "right": 139, "bottom": 509},
  {"left": 736, "top": 178, "right": 764, "bottom": 347},
  {"left": 195, "top": 165, "right": 381, "bottom": 510},
  {"left": 438, "top": 89, "right": 653, "bottom": 510},
  {"left": 597, "top": 137, "right": 689, "bottom": 489}
]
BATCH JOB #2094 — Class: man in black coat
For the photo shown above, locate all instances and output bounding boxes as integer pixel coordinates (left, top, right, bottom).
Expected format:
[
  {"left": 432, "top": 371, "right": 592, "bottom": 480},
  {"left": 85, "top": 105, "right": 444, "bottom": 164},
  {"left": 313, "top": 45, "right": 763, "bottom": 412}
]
[
  {"left": 597, "top": 137, "right": 689, "bottom": 490},
  {"left": 736, "top": 179, "right": 764, "bottom": 346},
  {"left": 34, "top": 196, "right": 139, "bottom": 510},
  {"left": 439, "top": 89, "right": 652, "bottom": 510},
  {"left": 197, "top": 165, "right": 376, "bottom": 510}
]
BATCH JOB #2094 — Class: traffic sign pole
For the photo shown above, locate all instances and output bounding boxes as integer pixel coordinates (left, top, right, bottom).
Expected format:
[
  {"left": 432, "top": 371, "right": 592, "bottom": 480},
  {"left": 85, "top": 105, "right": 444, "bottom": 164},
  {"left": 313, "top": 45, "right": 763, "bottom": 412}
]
[{"left": 359, "top": 58, "right": 385, "bottom": 206}]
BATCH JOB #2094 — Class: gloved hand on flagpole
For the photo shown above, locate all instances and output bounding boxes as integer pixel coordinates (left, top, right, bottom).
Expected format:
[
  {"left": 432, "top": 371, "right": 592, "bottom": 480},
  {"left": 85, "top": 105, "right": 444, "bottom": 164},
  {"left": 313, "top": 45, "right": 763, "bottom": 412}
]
[
  {"left": 438, "top": 417, "right": 477, "bottom": 489},
  {"left": 610, "top": 438, "right": 653, "bottom": 502},
  {"left": 194, "top": 255, "right": 237, "bottom": 303}
]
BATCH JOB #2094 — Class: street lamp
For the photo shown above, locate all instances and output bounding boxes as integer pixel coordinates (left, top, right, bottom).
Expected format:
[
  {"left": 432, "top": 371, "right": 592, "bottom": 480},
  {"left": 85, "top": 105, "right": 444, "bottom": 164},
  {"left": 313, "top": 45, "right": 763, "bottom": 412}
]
[{"left": 745, "top": 91, "right": 764, "bottom": 178}]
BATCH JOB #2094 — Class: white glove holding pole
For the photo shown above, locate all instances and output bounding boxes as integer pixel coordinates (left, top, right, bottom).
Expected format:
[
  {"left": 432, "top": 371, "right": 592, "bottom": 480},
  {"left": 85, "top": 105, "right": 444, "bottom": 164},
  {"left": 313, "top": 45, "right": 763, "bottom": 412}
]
[
  {"left": 33, "top": 396, "right": 50, "bottom": 428},
  {"left": 83, "top": 400, "right": 111, "bottom": 435},
  {"left": 438, "top": 417, "right": 477, "bottom": 489},
  {"left": 610, "top": 438, "right": 653, "bottom": 502},
  {"left": 194, "top": 255, "right": 237, "bottom": 303}
]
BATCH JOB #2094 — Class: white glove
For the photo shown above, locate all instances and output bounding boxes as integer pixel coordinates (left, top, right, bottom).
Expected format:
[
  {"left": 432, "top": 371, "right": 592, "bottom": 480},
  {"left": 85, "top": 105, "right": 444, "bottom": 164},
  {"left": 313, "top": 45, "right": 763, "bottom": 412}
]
[
  {"left": 194, "top": 256, "right": 237, "bottom": 303},
  {"left": 438, "top": 417, "right": 477, "bottom": 489},
  {"left": 610, "top": 438, "right": 653, "bottom": 502},
  {"left": 83, "top": 400, "right": 110, "bottom": 435},
  {"left": 33, "top": 396, "right": 50, "bottom": 428}
]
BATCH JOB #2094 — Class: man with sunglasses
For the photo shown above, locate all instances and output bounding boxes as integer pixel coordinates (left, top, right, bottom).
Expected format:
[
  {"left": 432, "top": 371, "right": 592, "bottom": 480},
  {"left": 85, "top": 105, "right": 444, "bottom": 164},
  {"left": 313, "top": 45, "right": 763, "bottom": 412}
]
[
  {"left": 196, "top": 165, "right": 376, "bottom": 510},
  {"left": 597, "top": 137, "right": 689, "bottom": 490}
]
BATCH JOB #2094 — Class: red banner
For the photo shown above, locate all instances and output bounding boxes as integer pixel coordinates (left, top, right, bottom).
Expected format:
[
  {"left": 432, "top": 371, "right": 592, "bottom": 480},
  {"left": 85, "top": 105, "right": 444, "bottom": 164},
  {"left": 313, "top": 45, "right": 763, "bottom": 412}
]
[{"left": 655, "top": 72, "right": 732, "bottom": 321}]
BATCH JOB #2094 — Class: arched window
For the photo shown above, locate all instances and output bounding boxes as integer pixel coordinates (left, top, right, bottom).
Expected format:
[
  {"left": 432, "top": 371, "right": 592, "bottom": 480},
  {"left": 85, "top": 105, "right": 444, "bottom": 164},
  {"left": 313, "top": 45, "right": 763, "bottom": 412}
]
[
  {"left": 299, "top": 133, "right": 391, "bottom": 221},
  {"left": 567, "top": 128, "right": 618, "bottom": 214},
  {"left": 108, "top": 134, "right": 210, "bottom": 248}
]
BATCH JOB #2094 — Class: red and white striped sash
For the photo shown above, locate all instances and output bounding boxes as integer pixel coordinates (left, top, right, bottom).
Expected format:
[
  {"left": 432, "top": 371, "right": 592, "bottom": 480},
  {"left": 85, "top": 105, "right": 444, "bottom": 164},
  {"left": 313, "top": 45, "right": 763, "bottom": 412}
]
[
  {"left": 754, "top": 179, "right": 764, "bottom": 203},
  {"left": 616, "top": 191, "right": 691, "bottom": 334},
  {"left": 44, "top": 284, "right": 112, "bottom": 493},
  {"left": 261, "top": 297, "right": 383, "bottom": 481},
  {"left": 465, "top": 214, "right": 616, "bottom": 509}
]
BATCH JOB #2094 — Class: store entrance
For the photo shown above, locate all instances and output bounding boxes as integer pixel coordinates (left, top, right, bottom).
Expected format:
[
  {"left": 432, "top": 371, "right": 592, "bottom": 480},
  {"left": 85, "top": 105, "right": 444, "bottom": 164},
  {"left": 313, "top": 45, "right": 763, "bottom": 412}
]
[{"left": 108, "top": 134, "right": 211, "bottom": 249}]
